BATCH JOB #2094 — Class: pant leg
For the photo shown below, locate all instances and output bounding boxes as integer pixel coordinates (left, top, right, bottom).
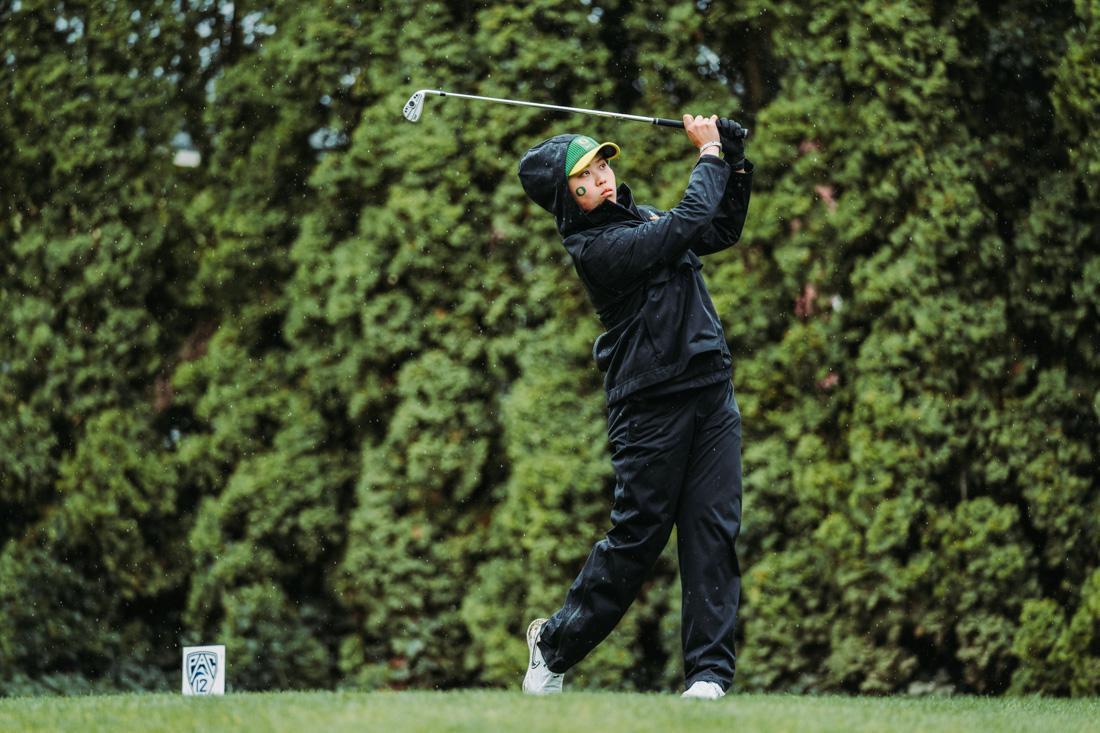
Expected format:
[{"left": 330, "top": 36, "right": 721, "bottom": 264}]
[
  {"left": 538, "top": 394, "right": 695, "bottom": 674},
  {"left": 676, "top": 380, "right": 743, "bottom": 689}
]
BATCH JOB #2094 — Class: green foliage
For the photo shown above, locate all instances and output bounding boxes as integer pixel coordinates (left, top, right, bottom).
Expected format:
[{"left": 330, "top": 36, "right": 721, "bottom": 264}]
[
  {"left": 1012, "top": 566, "right": 1100, "bottom": 696},
  {"left": 0, "top": 410, "right": 181, "bottom": 692},
  {"left": 2, "top": 0, "right": 1097, "bottom": 697}
]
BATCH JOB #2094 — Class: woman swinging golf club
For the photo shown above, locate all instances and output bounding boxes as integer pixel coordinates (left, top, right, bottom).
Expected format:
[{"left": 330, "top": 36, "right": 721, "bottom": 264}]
[{"left": 517, "top": 114, "right": 753, "bottom": 699}]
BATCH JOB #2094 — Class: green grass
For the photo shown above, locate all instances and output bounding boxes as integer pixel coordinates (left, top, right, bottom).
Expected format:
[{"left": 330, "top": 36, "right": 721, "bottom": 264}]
[{"left": 1, "top": 690, "right": 1097, "bottom": 733}]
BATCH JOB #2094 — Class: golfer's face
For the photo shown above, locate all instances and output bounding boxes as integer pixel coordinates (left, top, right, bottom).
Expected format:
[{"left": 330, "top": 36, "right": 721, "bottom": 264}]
[{"left": 569, "top": 157, "right": 616, "bottom": 212}]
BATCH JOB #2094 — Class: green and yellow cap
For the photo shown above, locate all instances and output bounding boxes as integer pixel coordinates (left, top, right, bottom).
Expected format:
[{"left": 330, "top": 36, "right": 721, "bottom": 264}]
[{"left": 565, "top": 135, "right": 620, "bottom": 176}]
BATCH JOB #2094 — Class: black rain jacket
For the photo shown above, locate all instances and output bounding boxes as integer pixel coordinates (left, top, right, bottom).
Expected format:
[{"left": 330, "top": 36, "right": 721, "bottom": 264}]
[{"left": 518, "top": 134, "right": 753, "bottom": 405}]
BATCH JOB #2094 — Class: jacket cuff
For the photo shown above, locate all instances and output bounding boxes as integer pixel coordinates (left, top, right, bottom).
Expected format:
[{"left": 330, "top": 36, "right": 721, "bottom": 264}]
[
  {"left": 694, "top": 154, "right": 728, "bottom": 170},
  {"left": 730, "top": 157, "right": 754, "bottom": 174}
]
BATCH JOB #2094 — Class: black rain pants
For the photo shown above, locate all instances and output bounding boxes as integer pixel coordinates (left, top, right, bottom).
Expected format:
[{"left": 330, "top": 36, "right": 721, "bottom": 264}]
[{"left": 536, "top": 378, "right": 743, "bottom": 691}]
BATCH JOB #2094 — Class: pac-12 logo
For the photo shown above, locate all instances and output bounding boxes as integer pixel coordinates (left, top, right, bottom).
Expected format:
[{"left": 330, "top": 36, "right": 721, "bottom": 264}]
[{"left": 186, "top": 650, "right": 219, "bottom": 694}]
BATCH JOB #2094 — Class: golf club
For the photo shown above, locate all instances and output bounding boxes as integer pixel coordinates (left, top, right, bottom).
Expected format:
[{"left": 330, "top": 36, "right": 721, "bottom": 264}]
[{"left": 402, "top": 89, "right": 748, "bottom": 137}]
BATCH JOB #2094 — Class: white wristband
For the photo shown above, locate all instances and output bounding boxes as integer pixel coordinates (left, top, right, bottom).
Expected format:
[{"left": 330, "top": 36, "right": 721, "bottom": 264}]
[{"left": 699, "top": 140, "right": 722, "bottom": 155}]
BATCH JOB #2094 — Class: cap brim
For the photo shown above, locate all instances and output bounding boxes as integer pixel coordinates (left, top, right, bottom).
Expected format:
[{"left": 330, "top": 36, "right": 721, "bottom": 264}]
[{"left": 567, "top": 141, "right": 621, "bottom": 176}]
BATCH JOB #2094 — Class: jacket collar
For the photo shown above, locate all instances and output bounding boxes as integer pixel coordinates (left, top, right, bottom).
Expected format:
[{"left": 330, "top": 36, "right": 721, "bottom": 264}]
[{"left": 581, "top": 183, "right": 647, "bottom": 230}]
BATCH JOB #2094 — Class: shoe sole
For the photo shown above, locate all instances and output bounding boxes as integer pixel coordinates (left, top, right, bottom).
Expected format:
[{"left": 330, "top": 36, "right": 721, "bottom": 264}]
[{"left": 522, "top": 618, "right": 548, "bottom": 694}]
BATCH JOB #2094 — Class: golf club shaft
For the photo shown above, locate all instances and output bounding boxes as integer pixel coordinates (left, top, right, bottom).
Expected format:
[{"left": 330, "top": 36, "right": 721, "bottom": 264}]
[{"left": 420, "top": 89, "right": 685, "bottom": 128}]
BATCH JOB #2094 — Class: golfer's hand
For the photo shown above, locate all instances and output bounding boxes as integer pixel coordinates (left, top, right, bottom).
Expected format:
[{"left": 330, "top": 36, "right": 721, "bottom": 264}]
[
  {"left": 683, "top": 114, "right": 721, "bottom": 156},
  {"left": 717, "top": 118, "right": 746, "bottom": 162}
]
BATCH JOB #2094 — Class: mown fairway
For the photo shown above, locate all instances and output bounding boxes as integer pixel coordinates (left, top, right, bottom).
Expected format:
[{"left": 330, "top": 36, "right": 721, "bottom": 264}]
[{"left": 1, "top": 690, "right": 1097, "bottom": 733}]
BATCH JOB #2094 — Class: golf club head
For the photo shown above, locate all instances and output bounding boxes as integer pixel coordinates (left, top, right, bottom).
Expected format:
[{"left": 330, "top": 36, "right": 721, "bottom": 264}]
[{"left": 402, "top": 91, "right": 425, "bottom": 122}]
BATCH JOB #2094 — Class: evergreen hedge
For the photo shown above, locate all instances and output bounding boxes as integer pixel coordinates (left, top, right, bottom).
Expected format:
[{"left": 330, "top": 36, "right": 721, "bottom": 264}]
[{"left": 2, "top": 0, "right": 1097, "bottom": 695}]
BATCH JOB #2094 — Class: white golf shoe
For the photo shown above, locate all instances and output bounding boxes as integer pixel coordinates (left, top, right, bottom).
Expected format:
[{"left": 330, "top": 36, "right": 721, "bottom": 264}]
[
  {"left": 522, "top": 618, "right": 564, "bottom": 695},
  {"left": 681, "top": 680, "right": 726, "bottom": 699}
]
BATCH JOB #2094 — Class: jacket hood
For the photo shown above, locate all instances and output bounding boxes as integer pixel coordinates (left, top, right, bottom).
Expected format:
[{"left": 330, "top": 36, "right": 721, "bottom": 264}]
[
  {"left": 518, "top": 134, "right": 587, "bottom": 238},
  {"left": 519, "top": 134, "right": 644, "bottom": 239}
]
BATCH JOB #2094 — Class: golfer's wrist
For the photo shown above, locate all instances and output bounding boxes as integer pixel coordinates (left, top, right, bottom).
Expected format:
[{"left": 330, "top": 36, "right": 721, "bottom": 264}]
[{"left": 699, "top": 140, "right": 722, "bottom": 157}]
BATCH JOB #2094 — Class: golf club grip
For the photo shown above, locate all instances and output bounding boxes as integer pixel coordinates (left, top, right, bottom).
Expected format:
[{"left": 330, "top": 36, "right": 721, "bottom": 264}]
[{"left": 653, "top": 117, "right": 750, "bottom": 138}]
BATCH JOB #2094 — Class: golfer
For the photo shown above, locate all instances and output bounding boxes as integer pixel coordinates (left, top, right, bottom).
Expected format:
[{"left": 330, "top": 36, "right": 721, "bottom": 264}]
[{"left": 517, "top": 114, "right": 753, "bottom": 699}]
